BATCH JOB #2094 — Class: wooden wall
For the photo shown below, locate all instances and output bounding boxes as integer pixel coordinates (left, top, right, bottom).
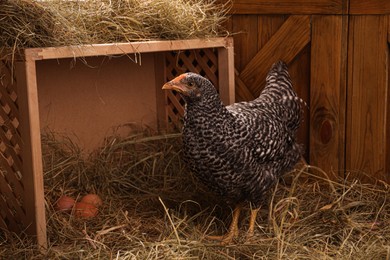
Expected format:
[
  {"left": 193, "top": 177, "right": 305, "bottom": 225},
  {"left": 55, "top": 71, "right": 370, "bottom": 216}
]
[{"left": 225, "top": 0, "right": 390, "bottom": 182}]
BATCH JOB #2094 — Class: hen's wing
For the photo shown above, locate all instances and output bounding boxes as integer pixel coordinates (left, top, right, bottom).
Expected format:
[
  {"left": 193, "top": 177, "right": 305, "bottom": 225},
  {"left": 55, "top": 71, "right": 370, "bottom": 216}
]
[{"left": 225, "top": 61, "right": 303, "bottom": 163}]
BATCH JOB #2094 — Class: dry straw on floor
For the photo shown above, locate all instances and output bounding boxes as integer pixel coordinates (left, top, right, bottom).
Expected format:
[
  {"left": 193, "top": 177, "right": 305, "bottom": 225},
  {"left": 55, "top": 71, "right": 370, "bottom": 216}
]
[
  {"left": 1, "top": 129, "right": 389, "bottom": 259},
  {"left": 0, "top": 0, "right": 230, "bottom": 56}
]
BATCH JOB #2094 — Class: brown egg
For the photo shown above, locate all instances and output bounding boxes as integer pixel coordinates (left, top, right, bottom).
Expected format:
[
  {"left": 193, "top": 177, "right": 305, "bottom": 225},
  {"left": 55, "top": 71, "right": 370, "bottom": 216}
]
[
  {"left": 55, "top": 195, "right": 75, "bottom": 212},
  {"left": 74, "top": 202, "right": 98, "bottom": 219},
  {"left": 81, "top": 194, "right": 103, "bottom": 208}
]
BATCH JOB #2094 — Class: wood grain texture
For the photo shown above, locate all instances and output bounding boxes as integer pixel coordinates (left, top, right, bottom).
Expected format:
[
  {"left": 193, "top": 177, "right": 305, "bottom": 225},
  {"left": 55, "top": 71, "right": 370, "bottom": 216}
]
[
  {"left": 387, "top": 37, "right": 390, "bottom": 183},
  {"left": 218, "top": 37, "right": 235, "bottom": 105},
  {"left": 230, "top": 0, "right": 345, "bottom": 14},
  {"left": 239, "top": 15, "right": 311, "bottom": 97},
  {"left": 257, "top": 15, "right": 287, "bottom": 49},
  {"left": 387, "top": 27, "right": 390, "bottom": 182},
  {"left": 347, "top": 16, "right": 389, "bottom": 182},
  {"left": 232, "top": 15, "right": 287, "bottom": 101},
  {"left": 231, "top": 15, "right": 259, "bottom": 72},
  {"left": 154, "top": 53, "right": 167, "bottom": 129},
  {"left": 389, "top": 15, "right": 390, "bottom": 43},
  {"left": 15, "top": 59, "right": 47, "bottom": 249},
  {"left": 25, "top": 38, "right": 231, "bottom": 61},
  {"left": 288, "top": 46, "right": 311, "bottom": 161},
  {"left": 349, "top": 0, "right": 390, "bottom": 14},
  {"left": 231, "top": 15, "right": 259, "bottom": 101},
  {"left": 235, "top": 69, "right": 255, "bottom": 101},
  {"left": 310, "top": 15, "right": 347, "bottom": 178}
]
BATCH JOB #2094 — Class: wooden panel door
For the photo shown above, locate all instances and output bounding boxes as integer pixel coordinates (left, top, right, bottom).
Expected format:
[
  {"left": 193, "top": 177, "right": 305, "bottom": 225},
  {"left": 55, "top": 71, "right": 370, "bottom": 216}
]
[
  {"left": 228, "top": 1, "right": 390, "bottom": 183},
  {"left": 229, "top": 14, "right": 346, "bottom": 178},
  {"left": 346, "top": 15, "right": 390, "bottom": 182}
]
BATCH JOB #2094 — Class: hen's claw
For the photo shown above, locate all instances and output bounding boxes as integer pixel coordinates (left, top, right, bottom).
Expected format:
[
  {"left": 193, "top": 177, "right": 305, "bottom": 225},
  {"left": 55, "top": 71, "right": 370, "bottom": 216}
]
[{"left": 205, "top": 206, "right": 241, "bottom": 245}]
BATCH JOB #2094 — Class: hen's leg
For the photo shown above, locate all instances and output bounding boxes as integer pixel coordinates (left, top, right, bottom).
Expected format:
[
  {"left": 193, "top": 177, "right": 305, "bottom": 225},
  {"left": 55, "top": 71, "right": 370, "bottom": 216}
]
[
  {"left": 206, "top": 205, "right": 241, "bottom": 245},
  {"left": 247, "top": 207, "right": 260, "bottom": 238}
]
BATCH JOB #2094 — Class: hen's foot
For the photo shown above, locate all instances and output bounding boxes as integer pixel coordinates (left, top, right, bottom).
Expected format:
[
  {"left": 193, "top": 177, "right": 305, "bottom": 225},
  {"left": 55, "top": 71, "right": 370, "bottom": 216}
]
[{"left": 205, "top": 205, "right": 241, "bottom": 245}]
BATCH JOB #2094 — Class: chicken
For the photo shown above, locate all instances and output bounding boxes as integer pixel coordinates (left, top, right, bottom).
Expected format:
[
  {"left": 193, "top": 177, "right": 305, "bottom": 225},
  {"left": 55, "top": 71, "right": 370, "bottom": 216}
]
[{"left": 162, "top": 61, "right": 304, "bottom": 244}]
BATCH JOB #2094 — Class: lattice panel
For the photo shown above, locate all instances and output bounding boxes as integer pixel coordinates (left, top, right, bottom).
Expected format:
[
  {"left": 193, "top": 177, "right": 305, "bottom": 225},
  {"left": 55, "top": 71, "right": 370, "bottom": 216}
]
[
  {"left": 164, "top": 49, "right": 219, "bottom": 129},
  {"left": 0, "top": 60, "right": 25, "bottom": 233}
]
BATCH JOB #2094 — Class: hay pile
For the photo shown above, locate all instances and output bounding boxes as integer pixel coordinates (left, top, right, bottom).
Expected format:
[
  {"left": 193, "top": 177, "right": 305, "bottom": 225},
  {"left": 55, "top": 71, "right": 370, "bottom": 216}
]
[
  {"left": 1, "top": 129, "right": 389, "bottom": 259},
  {"left": 0, "top": 0, "right": 229, "bottom": 52}
]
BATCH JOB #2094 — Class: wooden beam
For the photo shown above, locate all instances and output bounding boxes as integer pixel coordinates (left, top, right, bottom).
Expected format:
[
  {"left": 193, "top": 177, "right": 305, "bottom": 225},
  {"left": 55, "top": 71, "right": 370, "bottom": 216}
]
[
  {"left": 349, "top": 0, "right": 390, "bottom": 14},
  {"left": 24, "top": 38, "right": 232, "bottom": 61},
  {"left": 235, "top": 72, "right": 255, "bottom": 101},
  {"left": 229, "top": 0, "right": 345, "bottom": 15},
  {"left": 15, "top": 58, "right": 47, "bottom": 250},
  {"left": 218, "top": 37, "right": 235, "bottom": 105},
  {"left": 310, "top": 15, "right": 347, "bottom": 179},
  {"left": 346, "top": 16, "right": 389, "bottom": 182},
  {"left": 239, "top": 15, "right": 311, "bottom": 97}
]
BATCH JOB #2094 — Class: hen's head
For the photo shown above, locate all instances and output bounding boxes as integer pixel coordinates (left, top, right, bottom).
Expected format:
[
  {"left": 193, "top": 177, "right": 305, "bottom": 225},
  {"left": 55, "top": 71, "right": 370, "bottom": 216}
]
[{"left": 162, "top": 73, "right": 218, "bottom": 103}]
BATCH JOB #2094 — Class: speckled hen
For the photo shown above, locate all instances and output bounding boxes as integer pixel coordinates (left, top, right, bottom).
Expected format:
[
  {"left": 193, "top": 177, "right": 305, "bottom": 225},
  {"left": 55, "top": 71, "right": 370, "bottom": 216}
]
[{"left": 162, "top": 61, "right": 304, "bottom": 244}]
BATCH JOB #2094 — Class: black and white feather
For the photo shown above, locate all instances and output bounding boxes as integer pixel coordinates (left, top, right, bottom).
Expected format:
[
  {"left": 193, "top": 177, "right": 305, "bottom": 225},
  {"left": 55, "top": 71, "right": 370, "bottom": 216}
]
[{"left": 164, "top": 61, "right": 304, "bottom": 208}]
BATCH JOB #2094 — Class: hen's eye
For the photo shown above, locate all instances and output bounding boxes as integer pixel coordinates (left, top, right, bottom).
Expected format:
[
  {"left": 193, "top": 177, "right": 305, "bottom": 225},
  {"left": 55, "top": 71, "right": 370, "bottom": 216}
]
[{"left": 188, "top": 82, "right": 195, "bottom": 87}]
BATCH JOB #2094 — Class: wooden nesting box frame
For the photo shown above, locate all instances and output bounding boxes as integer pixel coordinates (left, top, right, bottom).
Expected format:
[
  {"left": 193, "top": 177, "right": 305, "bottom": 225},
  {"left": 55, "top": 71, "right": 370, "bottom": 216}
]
[{"left": 0, "top": 37, "right": 234, "bottom": 248}]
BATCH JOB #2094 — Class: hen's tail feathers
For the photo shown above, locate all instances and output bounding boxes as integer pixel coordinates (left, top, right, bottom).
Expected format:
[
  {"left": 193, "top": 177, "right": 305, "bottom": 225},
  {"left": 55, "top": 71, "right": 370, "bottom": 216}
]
[
  {"left": 264, "top": 61, "right": 295, "bottom": 96},
  {"left": 263, "top": 61, "right": 308, "bottom": 131}
]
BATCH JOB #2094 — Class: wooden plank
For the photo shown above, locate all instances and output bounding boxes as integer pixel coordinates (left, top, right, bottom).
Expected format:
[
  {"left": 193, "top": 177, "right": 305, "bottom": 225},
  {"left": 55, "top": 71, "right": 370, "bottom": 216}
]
[
  {"left": 289, "top": 46, "right": 311, "bottom": 161},
  {"left": 218, "top": 37, "right": 235, "bottom": 105},
  {"left": 257, "top": 15, "right": 287, "bottom": 50},
  {"left": 239, "top": 15, "right": 311, "bottom": 97},
  {"left": 387, "top": 39, "right": 390, "bottom": 183},
  {"left": 310, "top": 15, "right": 347, "bottom": 179},
  {"left": 231, "top": 15, "right": 259, "bottom": 72},
  {"left": 230, "top": 14, "right": 259, "bottom": 101},
  {"left": 229, "top": 0, "right": 344, "bottom": 14},
  {"left": 389, "top": 15, "right": 390, "bottom": 43},
  {"left": 350, "top": 0, "right": 390, "bottom": 14},
  {"left": 346, "top": 16, "right": 389, "bottom": 182},
  {"left": 154, "top": 53, "right": 168, "bottom": 129},
  {"left": 235, "top": 71, "right": 255, "bottom": 101},
  {"left": 14, "top": 59, "right": 47, "bottom": 249},
  {"left": 24, "top": 38, "right": 231, "bottom": 61}
]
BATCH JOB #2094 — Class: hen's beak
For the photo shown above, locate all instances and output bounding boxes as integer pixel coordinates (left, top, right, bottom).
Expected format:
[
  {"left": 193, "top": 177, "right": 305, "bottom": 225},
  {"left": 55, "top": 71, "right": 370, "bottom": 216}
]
[{"left": 162, "top": 74, "right": 189, "bottom": 94}]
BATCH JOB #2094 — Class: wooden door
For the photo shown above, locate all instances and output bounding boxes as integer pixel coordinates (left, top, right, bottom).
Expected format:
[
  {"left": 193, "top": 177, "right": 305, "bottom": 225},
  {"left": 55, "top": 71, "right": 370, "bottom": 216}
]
[
  {"left": 346, "top": 14, "right": 390, "bottom": 182},
  {"left": 226, "top": 0, "right": 390, "bottom": 182}
]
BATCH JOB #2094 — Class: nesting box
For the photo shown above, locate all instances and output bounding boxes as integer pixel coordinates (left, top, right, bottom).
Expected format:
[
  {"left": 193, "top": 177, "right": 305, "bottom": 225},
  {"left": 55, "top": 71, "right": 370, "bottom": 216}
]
[{"left": 0, "top": 37, "right": 234, "bottom": 248}]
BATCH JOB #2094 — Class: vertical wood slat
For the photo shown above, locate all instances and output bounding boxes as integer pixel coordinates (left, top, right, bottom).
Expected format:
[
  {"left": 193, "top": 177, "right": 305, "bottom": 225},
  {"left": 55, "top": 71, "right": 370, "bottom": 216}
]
[
  {"left": 218, "top": 37, "right": 235, "bottom": 105},
  {"left": 14, "top": 59, "right": 47, "bottom": 249},
  {"left": 346, "top": 16, "right": 389, "bottom": 182},
  {"left": 231, "top": 15, "right": 259, "bottom": 73},
  {"left": 289, "top": 46, "right": 311, "bottom": 161},
  {"left": 154, "top": 53, "right": 167, "bottom": 129},
  {"left": 310, "top": 15, "right": 347, "bottom": 178},
  {"left": 230, "top": 15, "right": 258, "bottom": 101},
  {"left": 387, "top": 16, "right": 390, "bottom": 182}
]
